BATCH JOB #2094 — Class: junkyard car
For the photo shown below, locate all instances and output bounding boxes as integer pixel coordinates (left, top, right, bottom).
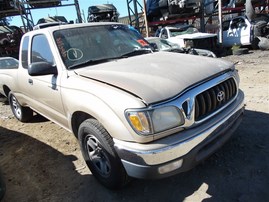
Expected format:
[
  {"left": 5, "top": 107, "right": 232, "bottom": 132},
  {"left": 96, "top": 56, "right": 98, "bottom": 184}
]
[
  {"left": 0, "top": 22, "right": 244, "bottom": 189},
  {"left": 146, "top": 36, "right": 217, "bottom": 57},
  {"left": 87, "top": 4, "right": 119, "bottom": 22},
  {"left": 157, "top": 25, "right": 218, "bottom": 53},
  {"left": 0, "top": 25, "right": 23, "bottom": 58},
  {"left": 221, "top": 14, "right": 269, "bottom": 48}
]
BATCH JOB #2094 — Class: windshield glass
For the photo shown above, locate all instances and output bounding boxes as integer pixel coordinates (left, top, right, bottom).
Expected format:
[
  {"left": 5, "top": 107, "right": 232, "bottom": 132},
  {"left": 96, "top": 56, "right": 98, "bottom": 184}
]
[
  {"left": 53, "top": 24, "right": 150, "bottom": 69},
  {"left": 170, "top": 26, "right": 199, "bottom": 37}
]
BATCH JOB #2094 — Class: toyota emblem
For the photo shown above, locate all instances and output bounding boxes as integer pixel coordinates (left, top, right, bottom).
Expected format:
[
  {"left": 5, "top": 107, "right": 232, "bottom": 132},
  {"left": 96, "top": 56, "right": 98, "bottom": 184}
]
[{"left": 217, "top": 91, "right": 225, "bottom": 102}]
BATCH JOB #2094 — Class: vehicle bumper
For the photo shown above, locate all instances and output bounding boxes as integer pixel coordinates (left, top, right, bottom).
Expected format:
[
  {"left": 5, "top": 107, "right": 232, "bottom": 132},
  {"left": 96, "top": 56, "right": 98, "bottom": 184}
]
[{"left": 114, "top": 90, "right": 245, "bottom": 179}]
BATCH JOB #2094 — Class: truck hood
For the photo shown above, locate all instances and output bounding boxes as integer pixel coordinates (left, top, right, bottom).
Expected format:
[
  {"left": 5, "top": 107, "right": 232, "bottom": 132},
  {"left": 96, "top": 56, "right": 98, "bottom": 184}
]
[
  {"left": 75, "top": 52, "right": 233, "bottom": 104},
  {"left": 174, "top": 32, "right": 217, "bottom": 40}
]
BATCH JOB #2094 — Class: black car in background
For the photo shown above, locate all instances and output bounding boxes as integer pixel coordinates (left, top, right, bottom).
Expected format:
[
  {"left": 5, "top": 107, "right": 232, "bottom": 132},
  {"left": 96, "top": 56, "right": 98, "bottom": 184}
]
[{"left": 0, "top": 25, "right": 23, "bottom": 58}]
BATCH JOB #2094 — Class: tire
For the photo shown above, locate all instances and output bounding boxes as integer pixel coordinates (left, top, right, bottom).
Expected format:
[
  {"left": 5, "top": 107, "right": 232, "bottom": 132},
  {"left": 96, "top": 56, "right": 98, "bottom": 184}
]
[
  {"left": 8, "top": 92, "right": 33, "bottom": 122},
  {"left": 232, "top": 48, "right": 249, "bottom": 55},
  {"left": 251, "top": 37, "right": 260, "bottom": 50},
  {"left": 78, "top": 119, "right": 129, "bottom": 189}
]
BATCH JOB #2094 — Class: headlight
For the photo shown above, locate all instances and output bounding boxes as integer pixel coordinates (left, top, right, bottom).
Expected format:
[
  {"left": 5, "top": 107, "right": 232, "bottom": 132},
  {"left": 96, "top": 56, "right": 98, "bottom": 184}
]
[
  {"left": 126, "top": 106, "right": 184, "bottom": 136},
  {"left": 184, "top": 39, "right": 194, "bottom": 48}
]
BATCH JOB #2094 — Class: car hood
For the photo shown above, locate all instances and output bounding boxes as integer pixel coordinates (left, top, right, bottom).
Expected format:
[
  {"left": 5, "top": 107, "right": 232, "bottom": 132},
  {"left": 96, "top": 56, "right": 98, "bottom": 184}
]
[
  {"left": 174, "top": 32, "right": 217, "bottom": 40},
  {"left": 75, "top": 52, "right": 233, "bottom": 104}
]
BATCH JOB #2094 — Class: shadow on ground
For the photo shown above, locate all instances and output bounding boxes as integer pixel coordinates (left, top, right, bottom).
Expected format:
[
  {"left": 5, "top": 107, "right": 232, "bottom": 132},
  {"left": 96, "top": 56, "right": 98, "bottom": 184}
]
[{"left": 0, "top": 109, "right": 268, "bottom": 202}]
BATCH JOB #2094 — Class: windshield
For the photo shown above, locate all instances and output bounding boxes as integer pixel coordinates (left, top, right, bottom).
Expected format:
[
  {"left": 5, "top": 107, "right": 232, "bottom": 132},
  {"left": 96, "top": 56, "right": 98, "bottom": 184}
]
[
  {"left": 53, "top": 24, "right": 150, "bottom": 69},
  {"left": 170, "top": 26, "right": 199, "bottom": 37},
  {"left": 147, "top": 38, "right": 179, "bottom": 51}
]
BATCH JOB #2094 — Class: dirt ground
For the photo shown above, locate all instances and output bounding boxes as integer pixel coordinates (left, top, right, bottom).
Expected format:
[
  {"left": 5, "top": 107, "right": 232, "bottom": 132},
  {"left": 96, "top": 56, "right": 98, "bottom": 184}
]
[{"left": 0, "top": 50, "right": 268, "bottom": 202}]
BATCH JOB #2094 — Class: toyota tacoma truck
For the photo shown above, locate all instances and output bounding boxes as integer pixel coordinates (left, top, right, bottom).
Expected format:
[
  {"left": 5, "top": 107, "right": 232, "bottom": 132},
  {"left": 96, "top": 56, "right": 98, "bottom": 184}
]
[{"left": 0, "top": 22, "right": 245, "bottom": 189}]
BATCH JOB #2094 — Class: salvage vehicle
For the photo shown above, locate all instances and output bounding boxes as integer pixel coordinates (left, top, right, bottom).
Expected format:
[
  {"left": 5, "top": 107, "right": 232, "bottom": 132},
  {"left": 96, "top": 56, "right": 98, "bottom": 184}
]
[
  {"left": 157, "top": 25, "right": 218, "bottom": 53},
  {"left": 0, "top": 22, "right": 245, "bottom": 189},
  {"left": 0, "top": 25, "right": 23, "bottom": 58},
  {"left": 87, "top": 4, "right": 119, "bottom": 22},
  {"left": 221, "top": 14, "right": 269, "bottom": 48},
  {"left": 27, "top": 0, "right": 61, "bottom": 8},
  {"left": 146, "top": 36, "right": 217, "bottom": 57},
  {"left": 146, "top": 0, "right": 202, "bottom": 21}
]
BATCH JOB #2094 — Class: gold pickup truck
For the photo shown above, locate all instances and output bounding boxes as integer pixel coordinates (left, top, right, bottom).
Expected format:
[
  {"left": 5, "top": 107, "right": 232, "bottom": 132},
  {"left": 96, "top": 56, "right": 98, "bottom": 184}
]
[{"left": 0, "top": 22, "right": 245, "bottom": 189}]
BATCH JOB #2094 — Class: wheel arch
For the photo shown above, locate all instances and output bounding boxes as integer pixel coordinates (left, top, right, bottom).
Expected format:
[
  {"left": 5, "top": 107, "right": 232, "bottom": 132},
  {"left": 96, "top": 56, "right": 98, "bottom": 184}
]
[
  {"left": 2, "top": 85, "right": 11, "bottom": 98},
  {"left": 71, "top": 111, "right": 95, "bottom": 138}
]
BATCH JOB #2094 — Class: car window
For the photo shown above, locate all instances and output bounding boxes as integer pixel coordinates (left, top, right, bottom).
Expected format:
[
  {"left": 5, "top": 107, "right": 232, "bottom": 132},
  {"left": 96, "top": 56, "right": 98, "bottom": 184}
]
[
  {"left": 0, "top": 58, "right": 18, "bottom": 69},
  {"left": 21, "top": 36, "right": 29, "bottom": 69},
  {"left": 31, "top": 34, "right": 55, "bottom": 65},
  {"left": 169, "top": 27, "right": 199, "bottom": 37},
  {"left": 222, "top": 20, "right": 231, "bottom": 31},
  {"left": 231, "top": 18, "right": 245, "bottom": 29}
]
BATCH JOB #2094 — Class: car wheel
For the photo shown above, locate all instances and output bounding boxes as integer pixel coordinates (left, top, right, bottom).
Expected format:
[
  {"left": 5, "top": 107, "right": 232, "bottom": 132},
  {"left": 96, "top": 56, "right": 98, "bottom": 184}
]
[
  {"left": 78, "top": 119, "right": 129, "bottom": 189},
  {"left": 8, "top": 92, "right": 33, "bottom": 122},
  {"left": 232, "top": 48, "right": 249, "bottom": 55}
]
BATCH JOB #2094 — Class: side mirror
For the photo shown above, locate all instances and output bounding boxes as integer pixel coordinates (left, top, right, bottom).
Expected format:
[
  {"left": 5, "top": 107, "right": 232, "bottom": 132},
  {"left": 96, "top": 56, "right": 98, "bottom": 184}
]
[{"left": 28, "top": 62, "right": 57, "bottom": 76}]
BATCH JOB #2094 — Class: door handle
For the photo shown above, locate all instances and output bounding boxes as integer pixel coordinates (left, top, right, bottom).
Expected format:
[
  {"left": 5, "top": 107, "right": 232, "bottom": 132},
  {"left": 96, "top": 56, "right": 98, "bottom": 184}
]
[{"left": 28, "top": 79, "right": 33, "bottom": 85}]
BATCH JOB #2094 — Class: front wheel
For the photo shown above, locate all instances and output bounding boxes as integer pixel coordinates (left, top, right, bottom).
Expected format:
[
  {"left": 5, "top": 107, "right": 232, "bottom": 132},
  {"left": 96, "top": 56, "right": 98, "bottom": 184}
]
[
  {"left": 78, "top": 119, "right": 129, "bottom": 189},
  {"left": 8, "top": 92, "right": 33, "bottom": 122}
]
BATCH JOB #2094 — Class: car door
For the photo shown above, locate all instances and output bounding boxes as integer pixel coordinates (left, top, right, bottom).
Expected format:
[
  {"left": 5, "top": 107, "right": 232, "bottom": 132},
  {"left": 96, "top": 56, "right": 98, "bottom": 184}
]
[
  {"left": 238, "top": 18, "right": 251, "bottom": 45},
  {"left": 18, "top": 34, "right": 67, "bottom": 127},
  {"left": 223, "top": 17, "right": 251, "bottom": 47}
]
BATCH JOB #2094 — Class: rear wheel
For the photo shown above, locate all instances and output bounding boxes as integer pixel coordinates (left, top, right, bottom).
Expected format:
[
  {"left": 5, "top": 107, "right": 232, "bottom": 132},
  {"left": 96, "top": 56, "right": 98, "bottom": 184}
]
[
  {"left": 8, "top": 92, "right": 33, "bottom": 122},
  {"left": 78, "top": 119, "right": 129, "bottom": 189}
]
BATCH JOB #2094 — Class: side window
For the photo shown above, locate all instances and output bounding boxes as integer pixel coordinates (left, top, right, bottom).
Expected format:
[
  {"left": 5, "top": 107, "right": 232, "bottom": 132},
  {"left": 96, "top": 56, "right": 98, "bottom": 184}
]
[
  {"left": 222, "top": 21, "right": 230, "bottom": 31},
  {"left": 231, "top": 19, "right": 239, "bottom": 29},
  {"left": 161, "top": 29, "right": 168, "bottom": 39},
  {"left": 21, "top": 36, "right": 29, "bottom": 69},
  {"left": 31, "top": 35, "right": 54, "bottom": 64}
]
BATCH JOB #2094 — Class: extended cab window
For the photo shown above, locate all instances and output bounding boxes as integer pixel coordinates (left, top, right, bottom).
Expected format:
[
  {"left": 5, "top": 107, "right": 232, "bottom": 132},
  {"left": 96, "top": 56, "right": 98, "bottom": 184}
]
[
  {"left": 21, "top": 36, "right": 29, "bottom": 69},
  {"left": 31, "top": 35, "right": 54, "bottom": 64}
]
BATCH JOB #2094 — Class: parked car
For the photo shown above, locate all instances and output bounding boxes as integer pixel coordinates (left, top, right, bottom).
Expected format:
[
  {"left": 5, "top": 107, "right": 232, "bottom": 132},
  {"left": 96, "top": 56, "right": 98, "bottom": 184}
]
[
  {"left": 0, "top": 25, "right": 23, "bottom": 58},
  {"left": 0, "top": 22, "right": 244, "bottom": 189},
  {"left": 146, "top": 37, "right": 217, "bottom": 57},
  {"left": 36, "top": 16, "right": 69, "bottom": 25},
  {"left": 87, "top": 4, "right": 119, "bottom": 22},
  {"left": 0, "top": 57, "right": 19, "bottom": 69},
  {"left": 27, "top": 0, "right": 61, "bottom": 8},
  {"left": 146, "top": 0, "right": 201, "bottom": 21},
  {"left": 156, "top": 25, "right": 218, "bottom": 53},
  {"left": 221, "top": 14, "right": 269, "bottom": 48}
]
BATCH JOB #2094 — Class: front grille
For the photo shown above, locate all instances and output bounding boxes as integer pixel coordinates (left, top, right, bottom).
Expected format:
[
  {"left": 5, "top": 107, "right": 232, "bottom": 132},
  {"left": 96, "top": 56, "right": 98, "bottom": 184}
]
[
  {"left": 195, "top": 78, "right": 237, "bottom": 121},
  {"left": 188, "top": 37, "right": 217, "bottom": 52}
]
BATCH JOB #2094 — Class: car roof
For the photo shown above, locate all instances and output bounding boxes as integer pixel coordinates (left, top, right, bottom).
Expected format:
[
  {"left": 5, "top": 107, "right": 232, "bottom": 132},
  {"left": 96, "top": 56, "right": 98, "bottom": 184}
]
[
  {"left": 30, "top": 22, "right": 124, "bottom": 33},
  {"left": 0, "top": 57, "right": 18, "bottom": 61}
]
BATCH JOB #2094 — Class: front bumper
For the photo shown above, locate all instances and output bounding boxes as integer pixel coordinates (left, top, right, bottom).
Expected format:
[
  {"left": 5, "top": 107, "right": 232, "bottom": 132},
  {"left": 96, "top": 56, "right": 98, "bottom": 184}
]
[{"left": 114, "top": 90, "right": 245, "bottom": 179}]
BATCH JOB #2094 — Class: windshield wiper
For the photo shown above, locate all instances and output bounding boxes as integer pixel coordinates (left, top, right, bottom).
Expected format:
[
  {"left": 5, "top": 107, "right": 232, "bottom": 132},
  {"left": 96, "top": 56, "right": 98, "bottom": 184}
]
[
  {"left": 120, "top": 48, "right": 152, "bottom": 58},
  {"left": 68, "top": 58, "right": 115, "bottom": 70}
]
